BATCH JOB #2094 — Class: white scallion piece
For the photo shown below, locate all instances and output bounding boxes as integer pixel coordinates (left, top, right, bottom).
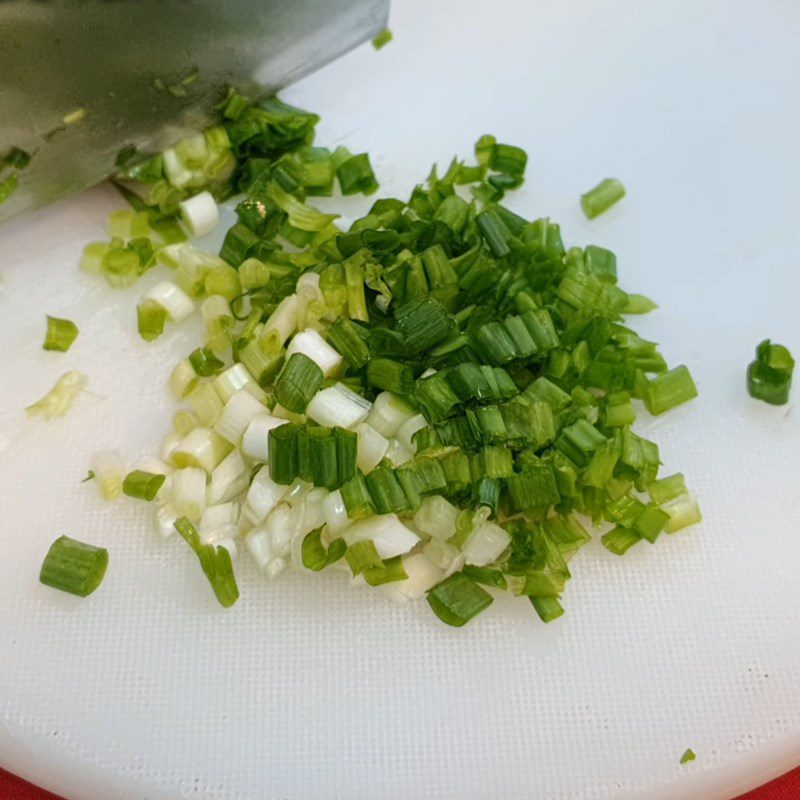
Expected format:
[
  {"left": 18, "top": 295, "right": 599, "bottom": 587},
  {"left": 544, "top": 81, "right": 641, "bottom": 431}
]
[
  {"left": 26, "top": 371, "right": 87, "bottom": 419},
  {"left": 299, "top": 487, "right": 328, "bottom": 534},
  {"left": 307, "top": 383, "right": 372, "bottom": 429},
  {"left": 201, "top": 295, "right": 233, "bottom": 330},
  {"left": 207, "top": 448, "right": 247, "bottom": 505},
  {"left": 213, "top": 390, "right": 266, "bottom": 445},
  {"left": 199, "top": 502, "right": 239, "bottom": 538},
  {"left": 244, "top": 467, "right": 288, "bottom": 523},
  {"left": 144, "top": 281, "right": 194, "bottom": 322},
  {"left": 171, "top": 466, "right": 207, "bottom": 521},
  {"left": 265, "top": 557, "right": 288, "bottom": 579},
  {"left": 384, "top": 439, "right": 413, "bottom": 467},
  {"left": 396, "top": 413, "right": 427, "bottom": 453},
  {"left": 159, "top": 432, "right": 183, "bottom": 464},
  {"left": 90, "top": 449, "right": 125, "bottom": 501},
  {"left": 386, "top": 554, "right": 443, "bottom": 601},
  {"left": 245, "top": 526, "right": 272, "bottom": 570},
  {"left": 168, "top": 360, "right": 198, "bottom": 399},
  {"left": 353, "top": 422, "right": 389, "bottom": 473},
  {"left": 241, "top": 414, "right": 288, "bottom": 462},
  {"left": 364, "top": 391, "right": 414, "bottom": 438},
  {"left": 322, "top": 489, "right": 349, "bottom": 535},
  {"left": 179, "top": 190, "right": 219, "bottom": 237},
  {"left": 462, "top": 521, "right": 511, "bottom": 566},
  {"left": 414, "top": 495, "right": 459, "bottom": 539},
  {"left": 422, "top": 539, "right": 462, "bottom": 571},
  {"left": 343, "top": 514, "right": 420, "bottom": 560},
  {"left": 135, "top": 455, "right": 173, "bottom": 476},
  {"left": 171, "top": 426, "right": 232, "bottom": 473},
  {"left": 162, "top": 147, "right": 193, "bottom": 187},
  {"left": 261, "top": 294, "right": 298, "bottom": 351},
  {"left": 154, "top": 502, "right": 179, "bottom": 539},
  {"left": 285, "top": 328, "right": 343, "bottom": 377},
  {"left": 212, "top": 363, "right": 255, "bottom": 404},
  {"left": 264, "top": 503, "right": 301, "bottom": 559},
  {"left": 283, "top": 478, "right": 313, "bottom": 507},
  {"left": 187, "top": 382, "right": 224, "bottom": 426}
]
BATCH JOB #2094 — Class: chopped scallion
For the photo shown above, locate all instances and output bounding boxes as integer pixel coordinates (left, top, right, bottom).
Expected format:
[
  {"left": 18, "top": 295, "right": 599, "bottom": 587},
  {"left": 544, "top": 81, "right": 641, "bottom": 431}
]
[{"left": 39, "top": 536, "right": 108, "bottom": 597}]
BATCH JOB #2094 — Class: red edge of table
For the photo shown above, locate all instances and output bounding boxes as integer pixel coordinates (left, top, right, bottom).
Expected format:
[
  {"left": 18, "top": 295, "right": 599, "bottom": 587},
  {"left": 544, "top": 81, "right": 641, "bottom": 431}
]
[{"left": 1, "top": 766, "right": 799, "bottom": 800}]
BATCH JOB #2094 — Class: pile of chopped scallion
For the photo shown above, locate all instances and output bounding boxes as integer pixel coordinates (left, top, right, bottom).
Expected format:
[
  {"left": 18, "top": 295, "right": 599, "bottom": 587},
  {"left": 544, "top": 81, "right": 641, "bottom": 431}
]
[{"left": 67, "top": 90, "right": 703, "bottom": 625}]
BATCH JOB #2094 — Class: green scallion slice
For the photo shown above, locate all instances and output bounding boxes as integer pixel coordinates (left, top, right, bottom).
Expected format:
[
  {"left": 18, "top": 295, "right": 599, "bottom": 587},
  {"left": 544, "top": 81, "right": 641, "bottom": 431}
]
[
  {"left": 43, "top": 315, "right": 79, "bottom": 352},
  {"left": 427, "top": 572, "right": 493, "bottom": 627},
  {"left": 122, "top": 470, "right": 166, "bottom": 501},
  {"left": 345, "top": 539, "right": 383, "bottom": 575},
  {"left": 275, "top": 352, "right": 324, "bottom": 413},
  {"left": 643, "top": 365, "right": 698, "bottom": 415},
  {"left": 39, "top": 536, "right": 108, "bottom": 597},
  {"left": 580, "top": 178, "right": 626, "bottom": 219},
  {"left": 189, "top": 346, "right": 225, "bottom": 377},
  {"left": 747, "top": 339, "right": 794, "bottom": 405}
]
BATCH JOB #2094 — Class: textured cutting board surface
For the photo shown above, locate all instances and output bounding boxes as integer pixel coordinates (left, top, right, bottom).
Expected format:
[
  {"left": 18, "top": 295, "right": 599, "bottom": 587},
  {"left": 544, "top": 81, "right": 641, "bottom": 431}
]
[{"left": 1, "top": 1, "right": 799, "bottom": 799}]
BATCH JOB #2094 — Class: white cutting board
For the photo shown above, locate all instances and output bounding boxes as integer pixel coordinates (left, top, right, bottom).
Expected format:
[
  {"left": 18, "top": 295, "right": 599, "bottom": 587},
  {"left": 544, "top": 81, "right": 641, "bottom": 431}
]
[{"left": 1, "top": 1, "right": 799, "bottom": 798}]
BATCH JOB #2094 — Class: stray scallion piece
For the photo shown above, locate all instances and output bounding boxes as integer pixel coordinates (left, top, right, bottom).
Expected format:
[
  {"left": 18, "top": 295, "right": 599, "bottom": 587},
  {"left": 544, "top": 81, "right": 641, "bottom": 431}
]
[
  {"left": 580, "top": 178, "right": 626, "bottom": 219},
  {"left": 747, "top": 339, "right": 794, "bottom": 405},
  {"left": 174, "top": 517, "right": 239, "bottom": 608},
  {"left": 42, "top": 315, "right": 79, "bottom": 352},
  {"left": 26, "top": 371, "right": 87, "bottom": 419},
  {"left": 680, "top": 748, "right": 696, "bottom": 765},
  {"left": 137, "top": 300, "right": 167, "bottom": 342},
  {"left": 372, "top": 28, "right": 393, "bottom": 50},
  {"left": 122, "top": 470, "right": 166, "bottom": 501},
  {"left": 39, "top": 536, "right": 108, "bottom": 597}
]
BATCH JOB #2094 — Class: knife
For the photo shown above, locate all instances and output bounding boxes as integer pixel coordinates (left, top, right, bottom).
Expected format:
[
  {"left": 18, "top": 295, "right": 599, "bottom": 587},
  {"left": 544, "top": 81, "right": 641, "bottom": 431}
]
[{"left": 0, "top": 0, "right": 389, "bottom": 223}]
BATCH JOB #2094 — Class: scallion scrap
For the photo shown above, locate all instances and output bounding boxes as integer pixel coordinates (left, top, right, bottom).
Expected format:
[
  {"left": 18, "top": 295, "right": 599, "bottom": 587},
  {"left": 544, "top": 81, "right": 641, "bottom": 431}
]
[
  {"left": 40, "top": 536, "right": 108, "bottom": 597},
  {"left": 747, "top": 339, "right": 794, "bottom": 405},
  {"left": 580, "top": 178, "right": 626, "bottom": 219},
  {"left": 43, "top": 315, "right": 79, "bottom": 352}
]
